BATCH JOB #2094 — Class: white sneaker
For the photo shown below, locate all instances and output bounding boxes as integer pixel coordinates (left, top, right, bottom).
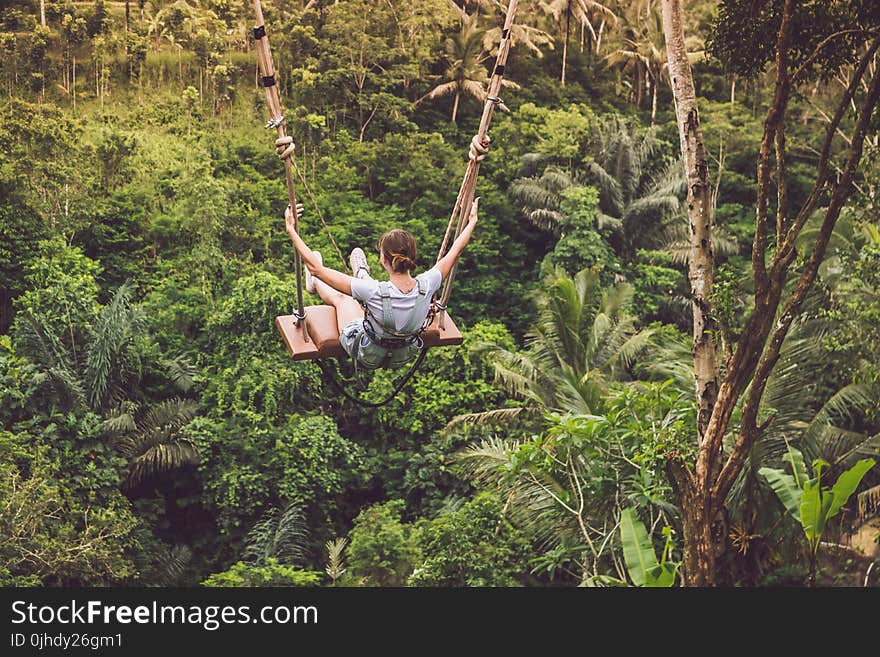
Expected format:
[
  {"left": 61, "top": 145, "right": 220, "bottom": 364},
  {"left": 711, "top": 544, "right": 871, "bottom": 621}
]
[
  {"left": 350, "top": 247, "right": 370, "bottom": 280},
  {"left": 305, "top": 250, "right": 322, "bottom": 294}
]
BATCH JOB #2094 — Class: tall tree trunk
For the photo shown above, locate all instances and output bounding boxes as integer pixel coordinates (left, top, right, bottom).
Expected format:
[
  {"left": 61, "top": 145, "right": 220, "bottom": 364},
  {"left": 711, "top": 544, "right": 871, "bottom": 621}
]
[
  {"left": 40, "top": 0, "right": 46, "bottom": 27},
  {"left": 561, "top": 1, "right": 571, "bottom": 86},
  {"left": 650, "top": 76, "right": 658, "bottom": 125},
  {"left": 451, "top": 89, "right": 460, "bottom": 124},
  {"left": 596, "top": 19, "right": 605, "bottom": 55},
  {"left": 674, "top": 478, "right": 718, "bottom": 586},
  {"left": 661, "top": 0, "right": 720, "bottom": 585},
  {"left": 125, "top": 1, "right": 130, "bottom": 78},
  {"left": 635, "top": 63, "right": 644, "bottom": 108}
]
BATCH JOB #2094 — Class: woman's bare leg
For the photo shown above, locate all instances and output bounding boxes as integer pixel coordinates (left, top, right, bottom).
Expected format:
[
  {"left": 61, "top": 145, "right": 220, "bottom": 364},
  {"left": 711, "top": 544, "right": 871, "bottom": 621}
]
[{"left": 314, "top": 278, "right": 363, "bottom": 333}]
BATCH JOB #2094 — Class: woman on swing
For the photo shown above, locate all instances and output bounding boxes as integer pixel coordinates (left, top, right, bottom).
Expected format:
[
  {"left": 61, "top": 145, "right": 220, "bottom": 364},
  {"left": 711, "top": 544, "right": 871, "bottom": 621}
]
[{"left": 284, "top": 136, "right": 488, "bottom": 370}]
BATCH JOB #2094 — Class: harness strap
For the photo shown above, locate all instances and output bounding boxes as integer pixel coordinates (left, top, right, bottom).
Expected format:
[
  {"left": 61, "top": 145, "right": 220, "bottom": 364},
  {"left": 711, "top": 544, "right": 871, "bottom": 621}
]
[
  {"left": 366, "top": 277, "right": 430, "bottom": 340},
  {"left": 378, "top": 282, "right": 397, "bottom": 334},
  {"left": 399, "top": 277, "right": 430, "bottom": 334}
]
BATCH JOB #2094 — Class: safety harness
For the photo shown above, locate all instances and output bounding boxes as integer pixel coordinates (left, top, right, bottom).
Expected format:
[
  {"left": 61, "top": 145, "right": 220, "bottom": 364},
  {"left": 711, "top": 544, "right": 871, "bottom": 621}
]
[{"left": 353, "top": 278, "right": 434, "bottom": 370}]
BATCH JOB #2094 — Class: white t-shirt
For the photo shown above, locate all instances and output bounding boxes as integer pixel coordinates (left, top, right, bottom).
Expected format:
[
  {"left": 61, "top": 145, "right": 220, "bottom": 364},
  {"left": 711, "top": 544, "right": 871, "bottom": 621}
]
[{"left": 350, "top": 267, "right": 443, "bottom": 332}]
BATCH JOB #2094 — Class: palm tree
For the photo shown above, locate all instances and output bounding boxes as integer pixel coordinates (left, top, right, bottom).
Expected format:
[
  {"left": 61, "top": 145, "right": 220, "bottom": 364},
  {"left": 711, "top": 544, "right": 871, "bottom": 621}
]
[
  {"left": 540, "top": 0, "right": 617, "bottom": 85},
  {"left": 476, "top": 1, "right": 555, "bottom": 59},
  {"left": 511, "top": 118, "right": 688, "bottom": 258},
  {"left": 15, "top": 281, "right": 200, "bottom": 489},
  {"left": 449, "top": 264, "right": 654, "bottom": 428},
  {"left": 16, "top": 281, "right": 144, "bottom": 413},
  {"left": 108, "top": 398, "right": 200, "bottom": 490},
  {"left": 605, "top": 3, "right": 702, "bottom": 124},
  {"left": 510, "top": 165, "right": 620, "bottom": 235},
  {"left": 243, "top": 504, "right": 309, "bottom": 567},
  {"left": 417, "top": 12, "right": 518, "bottom": 123},
  {"left": 643, "top": 309, "right": 879, "bottom": 581},
  {"left": 728, "top": 320, "right": 878, "bottom": 580},
  {"left": 456, "top": 380, "right": 687, "bottom": 582}
]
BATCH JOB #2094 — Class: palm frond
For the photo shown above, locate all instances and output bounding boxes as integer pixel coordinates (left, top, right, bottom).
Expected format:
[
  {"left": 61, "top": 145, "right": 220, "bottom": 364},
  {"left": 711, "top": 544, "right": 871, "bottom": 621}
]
[
  {"left": 417, "top": 80, "right": 458, "bottom": 103},
  {"left": 444, "top": 406, "right": 526, "bottom": 432},
  {"left": 611, "top": 328, "right": 656, "bottom": 370},
  {"left": 100, "top": 405, "right": 137, "bottom": 437},
  {"left": 595, "top": 212, "right": 623, "bottom": 231},
  {"left": 117, "top": 398, "right": 200, "bottom": 488},
  {"left": 858, "top": 484, "right": 880, "bottom": 522},
  {"left": 14, "top": 311, "right": 85, "bottom": 406},
  {"left": 155, "top": 545, "right": 193, "bottom": 586},
  {"left": 525, "top": 208, "right": 565, "bottom": 233},
  {"left": 455, "top": 436, "right": 523, "bottom": 484},
  {"left": 519, "top": 152, "right": 549, "bottom": 177},
  {"left": 510, "top": 178, "right": 561, "bottom": 212},
  {"left": 801, "top": 383, "right": 876, "bottom": 464},
  {"left": 325, "top": 537, "right": 348, "bottom": 583},
  {"left": 583, "top": 159, "right": 624, "bottom": 215},
  {"left": 164, "top": 354, "right": 196, "bottom": 392},
  {"left": 641, "top": 335, "right": 693, "bottom": 391},
  {"left": 84, "top": 281, "right": 143, "bottom": 411},
  {"left": 243, "top": 504, "right": 309, "bottom": 567},
  {"left": 483, "top": 23, "right": 554, "bottom": 57},
  {"left": 126, "top": 441, "right": 200, "bottom": 489},
  {"left": 657, "top": 218, "right": 740, "bottom": 265},
  {"left": 461, "top": 78, "right": 489, "bottom": 103},
  {"left": 140, "top": 398, "right": 199, "bottom": 435}
]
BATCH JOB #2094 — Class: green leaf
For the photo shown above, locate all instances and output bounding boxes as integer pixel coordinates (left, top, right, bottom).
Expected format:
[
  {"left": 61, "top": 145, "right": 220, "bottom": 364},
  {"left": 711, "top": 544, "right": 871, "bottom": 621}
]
[
  {"left": 645, "top": 525, "right": 680, "bottom": 587},
  {"left": 799, "top": 479, "right": 834, "bottom": 549},
  {"left": 580, "top": 574, "right": 629, "bottom": 587},
  {"left": 644, "top": 562, "right": 678, "bottom": 587},
  {"left": 828, "top": 458, "right": 876, "bottom": 521},
  {"left": 620, "top": 508, "right": 659, "bottom": 587},
  {"left": 782, "top": 445, "right": 809, "bottom": 489},
  {"left": 758, "top": 466, "right": 802, "bottom": 519}
]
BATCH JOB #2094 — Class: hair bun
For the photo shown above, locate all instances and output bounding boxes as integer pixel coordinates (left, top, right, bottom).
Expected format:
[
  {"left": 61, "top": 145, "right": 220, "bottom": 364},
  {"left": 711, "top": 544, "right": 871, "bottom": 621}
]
[
  {"left": 391, "top": 252, "right": 415, "bottom": 271},
  {"left": 379, "top": 229, "right": 418, "bottom": 273}
]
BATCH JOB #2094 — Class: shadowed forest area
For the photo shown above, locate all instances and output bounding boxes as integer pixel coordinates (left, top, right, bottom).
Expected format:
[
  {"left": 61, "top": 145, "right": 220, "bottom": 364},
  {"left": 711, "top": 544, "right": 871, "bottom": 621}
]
[{"left": 1, "top": 0, "right": 879, "bottom": 588}]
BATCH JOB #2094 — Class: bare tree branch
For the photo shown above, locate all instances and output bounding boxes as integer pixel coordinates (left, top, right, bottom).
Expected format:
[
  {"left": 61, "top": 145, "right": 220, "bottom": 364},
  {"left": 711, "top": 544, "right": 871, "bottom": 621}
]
[{"left": 714, "top": 61, "right": 880, "bottom": 506}]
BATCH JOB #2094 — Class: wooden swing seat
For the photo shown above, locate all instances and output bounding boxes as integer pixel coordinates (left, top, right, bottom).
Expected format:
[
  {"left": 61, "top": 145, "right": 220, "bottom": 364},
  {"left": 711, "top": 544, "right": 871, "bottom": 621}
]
[{"left": 275, "top": 304, "right": 463, "bottom": 361}]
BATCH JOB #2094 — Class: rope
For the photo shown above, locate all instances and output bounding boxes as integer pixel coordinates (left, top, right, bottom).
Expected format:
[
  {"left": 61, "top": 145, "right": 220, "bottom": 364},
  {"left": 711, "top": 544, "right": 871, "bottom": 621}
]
[
  {"left": 256, "top": 2, "right": 518, "bottom": 408},
  {"left": 251, "top": 0, "right": 308, "bottom": 339},
  {"left": 263, "top": 89, "right": 349, "bottom": 272},
  {"left": 316, "top": 349, "right": 429, "bottom": 408},
  {"left": 289, "top": 156, "right": 351, "bottom": 273},
  {"left": 434, "top": 0, "right": 519, "bottom": 329}
]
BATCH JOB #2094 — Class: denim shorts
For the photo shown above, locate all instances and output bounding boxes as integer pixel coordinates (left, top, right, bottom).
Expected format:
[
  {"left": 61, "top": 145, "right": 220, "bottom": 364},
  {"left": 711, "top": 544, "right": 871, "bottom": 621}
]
[{"left": 339, "top": 320, "right": 368, "bottom": 361}]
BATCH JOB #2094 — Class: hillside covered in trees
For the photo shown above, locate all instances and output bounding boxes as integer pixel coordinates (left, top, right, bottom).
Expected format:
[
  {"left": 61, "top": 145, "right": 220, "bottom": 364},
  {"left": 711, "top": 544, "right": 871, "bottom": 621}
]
[{"left": 1, "top": 0, "right": 879, "bottom": 587}]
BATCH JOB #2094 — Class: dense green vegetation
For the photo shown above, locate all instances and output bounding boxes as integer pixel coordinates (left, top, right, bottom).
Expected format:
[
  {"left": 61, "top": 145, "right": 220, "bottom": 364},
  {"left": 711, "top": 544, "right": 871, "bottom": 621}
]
[{"left": 1, "top": 0, "right": 878, "bottom": 587}]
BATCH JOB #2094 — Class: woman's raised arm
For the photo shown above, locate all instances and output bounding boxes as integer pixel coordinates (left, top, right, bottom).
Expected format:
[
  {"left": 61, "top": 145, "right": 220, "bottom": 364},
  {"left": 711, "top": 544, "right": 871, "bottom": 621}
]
[
  {"left": 436, "top": 197, "right": 479, "bottom": 281},
  {"left": 285, "top": 204, "right": 354, "bottom": 296}
]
